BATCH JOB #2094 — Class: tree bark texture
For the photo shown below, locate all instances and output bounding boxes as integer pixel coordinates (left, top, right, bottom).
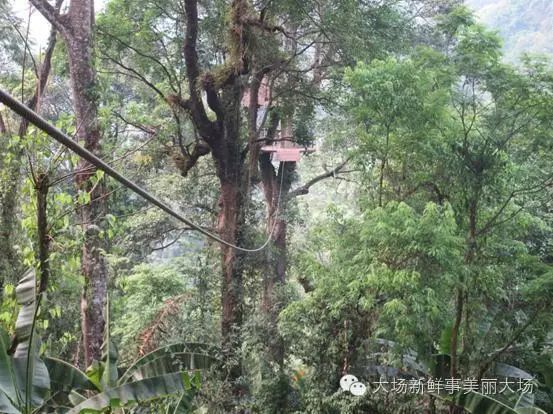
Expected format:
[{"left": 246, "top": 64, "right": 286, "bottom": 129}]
[
  {"left": 67, "top": 1, "right": 108, "bottom": 368},
  {"left": 260, "top": 156, "right": 294, "bottom": 364},
  {"left": 179, "top": 1, "right": 257, "bottom": 406},
  {"left": 29, "top": 0, "right": 108, "bottom": 366},
  {"left": 449, "top": 196, "right": 478, "bottom": 414}
]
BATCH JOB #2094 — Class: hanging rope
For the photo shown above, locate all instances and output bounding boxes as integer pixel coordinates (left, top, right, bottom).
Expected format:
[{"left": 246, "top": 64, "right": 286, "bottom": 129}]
[{"left": 0, "top": 88, "right": 285, "bottom": 253}]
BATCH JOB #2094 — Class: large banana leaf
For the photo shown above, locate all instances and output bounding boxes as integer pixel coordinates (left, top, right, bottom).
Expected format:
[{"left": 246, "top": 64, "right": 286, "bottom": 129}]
[
  {"left": 515, "top": 408, "right": 548, "bottom": 414},
  {"left": 66, "top": 372, "right": 199, "bottom": 414},
  {"left": 170, "top": 390, "right": 197, "bottom": 414},
  {"left": 486, "top": 363, "right": 538, "bottom": 409},
  {"left": 0, "top": 391, "right": 20, "bottom": 414},
  {"left": 68, "top": 390, "right": 87, "bottom": 407},
  {"left": 0, "top": 328, "right": 19, "bottom": 410},
  {"left": 494, "top": 363, "right": 533, "bottom": 379},
  {"left": 100, "top": 301, "right": 118, "bottom": 389},
  {"left": 446, "top": 391, "right": 547, "bottom": 414},
  {"left": 453, "top": 391, "right": 519, "bottom": 413},
  {"left": 124, "top": 352, "right": 218, "bottom": 383},
  {"left": 13, "top": 355, "right": 50, "bottom": 407},
  {"left": 13, "top": 269, "right": 38, "bottom": 358},
  {"left": 38, "top": 374, "right": 94, "bottom": 414},
  {"left": 119, "top": 343, "right": 219, "bottom": 384},
  {"left": 44, "top": 357, "right": 98, "bottom": 393},
  {"left": 515, "top": 391, "right": 535, "bottom": 410},
  {"left": 13, "top": 269, "right": 50, "bottom": 408},
  {"left": 0, "top": 270, "right": 51, "bottom": 411}
]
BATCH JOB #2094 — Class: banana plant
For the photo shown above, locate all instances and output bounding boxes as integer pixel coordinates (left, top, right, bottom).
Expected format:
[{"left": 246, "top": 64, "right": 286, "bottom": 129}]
[
  {"left": 0, "top": 269, "right": 49, "bottom": 414},
  {"left": 0, "top": 269, "right": 96, "bottom": 413},
  {"left": 49, "top": 303, "right": 218, "bottom": 413},
  {"left": 445, "top": 391, "right": 548, "bottom": 414},
  {"left": 364, "top": 338, "right": 550, "bottom": 414},
  {"left": 62, "top": 343, "right": 216, "bottom": 412},
  {"left": 0, "top": 327, "right": 48, "bottom": 414},
  {"left": 38, "top": 341, "right": 214, "bottom": 413},
  {"left": 1, "top": 269, "right": 218, "bottom": 413},
  {"left": 432, "top": 359, "right": 548, "bottom": 413}
]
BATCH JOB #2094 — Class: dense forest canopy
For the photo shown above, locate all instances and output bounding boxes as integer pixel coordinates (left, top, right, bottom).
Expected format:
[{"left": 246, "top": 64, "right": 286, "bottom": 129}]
[{"left": 0, "top": 0, "right": 552, "bottom": 413}]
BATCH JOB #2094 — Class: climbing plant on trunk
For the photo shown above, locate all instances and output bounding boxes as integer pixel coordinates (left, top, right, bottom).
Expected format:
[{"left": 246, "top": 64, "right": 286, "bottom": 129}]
[{"left": 0, "top": 5, "right": 59, "bottom": 301}]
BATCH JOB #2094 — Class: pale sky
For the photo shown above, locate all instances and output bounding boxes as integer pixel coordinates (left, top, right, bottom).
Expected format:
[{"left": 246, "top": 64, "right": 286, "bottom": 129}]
[{"left": 11, "top": 0, "right": 105, "bottom": 51}]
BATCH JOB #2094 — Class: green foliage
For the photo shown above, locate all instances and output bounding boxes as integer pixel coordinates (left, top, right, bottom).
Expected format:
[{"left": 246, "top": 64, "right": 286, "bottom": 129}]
[
  {"left": 281, "top": 7, "right": 553, "bottom": 412},
  {"left": 447, "top": 391, "right": 548, "bottom": 414},
  {"left": 1, "top": 1, "right": 552, "bottom": 413},
  {"left": 436, "top": 5, "right": 476, "bottom": 38},
  {"left": 0, "top": 1, "right": 25, "bottom": 70},
  {"left": 44, "top": 357, "right": 96, "bottom": 393},
  {"left": 100, "top": 301, "right": 119, "bottom": 389},
  {"left": 280, "top": 202, "right": 463, "bottom": 411},
  {"left": 0, "top": 267, "right": 210, "bottom": 413},
  {"left": 120, "top": 342, "right": 219, "bottom": 384},
  {"left": 112, "top": 258, "right": 218, "bottom": 362},
  {"left": 67, "top": 372, "right": 201, "bottom": 414},
  {"left": 0, "top": 270, "right": 49, "bottom": 413}
]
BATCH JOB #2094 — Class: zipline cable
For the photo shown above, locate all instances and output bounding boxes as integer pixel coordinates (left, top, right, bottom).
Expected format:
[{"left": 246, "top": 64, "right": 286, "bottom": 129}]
[{"left": 0, "top": 88, "right": 283, "bottom": 253}]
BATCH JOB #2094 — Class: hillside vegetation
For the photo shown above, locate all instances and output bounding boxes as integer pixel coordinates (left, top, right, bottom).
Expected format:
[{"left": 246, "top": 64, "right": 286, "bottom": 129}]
[{"left": 467, "top": 0, "right": 553, "bottom": 60}]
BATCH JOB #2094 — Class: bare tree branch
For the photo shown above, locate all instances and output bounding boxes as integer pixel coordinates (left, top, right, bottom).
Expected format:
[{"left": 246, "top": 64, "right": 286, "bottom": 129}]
[
  {"left": 100, "top": 51, "right": 166, "bottom": 99},
  {"left": 150, "top": 228, "right": 190, "bottom": 251},
  {"left": 477, "top": 303, "right": 546, "bottom": 380},
  {"left": 19, "top": 13, "right": 59, "bottom": 136},
  {"left": 174, "top": 140, "right": 211, "bottom": 177},
  {"left": 28, "top": 0, "right": 67, "bottom": 34},
  {"left": 477, "top": 174, "right": 553, "bottom": 236},
  {"left": 9, "top": 16, "right": 38, "bottom": 78},
  {"left": 289, "top": 158, "right": 351, "bottom": 198},
  {"left": 111, "top": 110, "right": 159, "bottom": 135},
  {"left": 97, "top": 28, "right": 179, "bottom": 94}
]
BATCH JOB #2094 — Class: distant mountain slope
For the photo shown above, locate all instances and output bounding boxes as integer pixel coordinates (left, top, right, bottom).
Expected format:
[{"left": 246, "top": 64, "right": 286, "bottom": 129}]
[{"left": 465, "top": 0, "right": 553, "bottom": 61}]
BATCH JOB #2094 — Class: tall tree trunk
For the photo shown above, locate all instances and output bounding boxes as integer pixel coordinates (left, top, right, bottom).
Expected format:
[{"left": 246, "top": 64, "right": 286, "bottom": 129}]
[
  {"left": 0, "top": 111, "right": 13, "bottom": 297},
  {"left": 256, "top": 111, "right": 296, "bottom": 412},
  {"left": 179, "top": 0, "right": 272, "bottom": 408},
  {"left": 218, "top": 179, "right": 246, "bottom": 403},
  {"left": 67, "top": 2, "right": 108, "bottom": 368},
  {"left": 449, "top": 196, "right": 478, "bottom": 414},
  {"left": 260, "top": 157, "right": 294, "bottom": 363},
  {"left": 30, "top": 0, "right": 108, "bottom": 366},
  {"left": 36, "top": 173, "right": 50, "bottom": 294},
  {"left": 217, "top": 80, "right": 248, "bottom": 409}
]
